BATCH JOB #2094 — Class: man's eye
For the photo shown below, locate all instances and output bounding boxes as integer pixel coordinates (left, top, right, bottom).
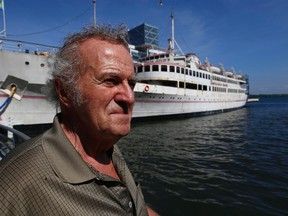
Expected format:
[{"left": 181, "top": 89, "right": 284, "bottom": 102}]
[{"left": 104, "top": 79, "right": 119, "bottom": 86}]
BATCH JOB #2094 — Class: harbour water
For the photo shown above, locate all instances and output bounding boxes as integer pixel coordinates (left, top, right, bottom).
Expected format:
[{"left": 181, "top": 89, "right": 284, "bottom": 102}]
[{"left": 118, "top": 97, "right": 288, "bottom": 216}]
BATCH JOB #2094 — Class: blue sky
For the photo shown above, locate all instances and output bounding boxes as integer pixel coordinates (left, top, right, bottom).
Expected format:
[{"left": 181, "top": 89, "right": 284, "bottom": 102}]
[{"left": 1, "top": 0, "right": 287, "bottom": 94}]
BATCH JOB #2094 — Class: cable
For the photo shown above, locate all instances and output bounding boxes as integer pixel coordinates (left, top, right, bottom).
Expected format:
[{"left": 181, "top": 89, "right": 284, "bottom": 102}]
[
  {"left": 0, "top": 85, "right": 17, "bottom": 111},
  {"left": 8, "top": 5, "right": 92, "bottom": 37},
  {"left": 0, "top": 97, "right": 11, "bottom": 110},
  {"left": 0, "top": 37, "right": 59, "bottom": 48}
]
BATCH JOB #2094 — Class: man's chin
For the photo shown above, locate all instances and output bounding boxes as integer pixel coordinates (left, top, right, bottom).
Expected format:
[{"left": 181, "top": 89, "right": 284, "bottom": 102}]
[
  {"left": 115, "top": 122, "right": 132, "bottom": 137},
  {"left": 116, "top": 125, "right": 131, "bottom": 137}
]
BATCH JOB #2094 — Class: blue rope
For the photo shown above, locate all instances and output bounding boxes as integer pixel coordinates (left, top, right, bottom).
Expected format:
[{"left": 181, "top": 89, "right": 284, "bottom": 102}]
[{"left": 0, "top": 97, "right": 12, "bottom": 110}]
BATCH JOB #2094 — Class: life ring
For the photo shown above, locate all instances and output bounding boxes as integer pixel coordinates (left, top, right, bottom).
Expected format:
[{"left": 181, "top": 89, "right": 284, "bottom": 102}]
[{"left": 144, "top": 85, "right": 149, "bottom": 92}]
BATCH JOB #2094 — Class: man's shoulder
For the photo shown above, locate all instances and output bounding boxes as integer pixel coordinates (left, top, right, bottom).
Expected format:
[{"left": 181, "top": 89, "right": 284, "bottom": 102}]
[{"left": 0, "top": 133, "right": 45, "bottom": 173}]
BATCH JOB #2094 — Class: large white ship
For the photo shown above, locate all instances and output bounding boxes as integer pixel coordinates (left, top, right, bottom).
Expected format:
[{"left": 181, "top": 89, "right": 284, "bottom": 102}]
[
  {"left": 132, "top": 50, "right": 248, "bottom": 119},
  {"left": 131, "top": 12, "right": 248, "bottom": 119}
]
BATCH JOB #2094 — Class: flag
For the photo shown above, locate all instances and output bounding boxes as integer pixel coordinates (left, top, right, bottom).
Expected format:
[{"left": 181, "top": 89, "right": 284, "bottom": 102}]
[{"left": 0, "top": 0, "right": 4, "bottom": 10}]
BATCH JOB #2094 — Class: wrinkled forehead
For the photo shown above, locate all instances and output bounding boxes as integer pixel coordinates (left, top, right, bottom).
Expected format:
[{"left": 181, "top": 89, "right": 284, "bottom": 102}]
[
  {"left": 79, "top": 38, "right": 131, "bottom": 61},
  {"left": 78, "top": 39, "right": 134, "bottom": 76}
]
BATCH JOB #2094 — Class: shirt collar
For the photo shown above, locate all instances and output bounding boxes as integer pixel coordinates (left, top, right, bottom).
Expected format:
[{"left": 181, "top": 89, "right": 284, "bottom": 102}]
[{"left": 42, "top": 114, "right": 97, "bottom": 184}]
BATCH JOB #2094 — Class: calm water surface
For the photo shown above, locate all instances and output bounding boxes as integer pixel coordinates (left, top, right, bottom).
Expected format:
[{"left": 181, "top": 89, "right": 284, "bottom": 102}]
[{"left": 118, "top": 97, "right": 288, "bottom": 216}]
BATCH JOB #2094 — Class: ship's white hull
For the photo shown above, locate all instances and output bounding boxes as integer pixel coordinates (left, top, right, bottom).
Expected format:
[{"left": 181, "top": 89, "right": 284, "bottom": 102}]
[
  {"left": 0, "top": 89, "right": 57, "bottom": 128},
  {"left": 133, "top": 83, "right": 248, "bottom": 118},
  {"left": 1, "top": 84, "right": 248, "bottom": 127},
  {"left": 133, "top": 95, "right": 247, "bottom": 118}
]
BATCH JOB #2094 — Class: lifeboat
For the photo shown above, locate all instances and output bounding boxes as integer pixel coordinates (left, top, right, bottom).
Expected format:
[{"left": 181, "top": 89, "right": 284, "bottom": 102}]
[
  {"left": 210, "top": 66, "right": 221, "bottom": 73},
  {"left": 225, "top": 71, "right": 234, "bottom": 77},
  {"left": 235, "top": 74, "right": 243, "bottom": 79}
]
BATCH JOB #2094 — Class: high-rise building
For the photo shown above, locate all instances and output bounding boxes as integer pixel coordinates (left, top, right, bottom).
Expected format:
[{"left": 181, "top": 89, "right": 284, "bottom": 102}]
[{"left": 127, "top": 23, "right": 159, "bottom": 46}]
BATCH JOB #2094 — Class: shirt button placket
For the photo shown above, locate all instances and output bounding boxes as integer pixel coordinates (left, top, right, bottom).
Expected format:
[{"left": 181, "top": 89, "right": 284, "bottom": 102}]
[{"left": 128, "top": 201, "right": 133, "bottom": 209}]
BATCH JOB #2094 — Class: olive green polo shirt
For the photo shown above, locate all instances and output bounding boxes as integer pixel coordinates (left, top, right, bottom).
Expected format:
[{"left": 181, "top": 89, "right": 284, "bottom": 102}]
[{"left": 0, "top": 115, "right": 149, "bottom": 216}]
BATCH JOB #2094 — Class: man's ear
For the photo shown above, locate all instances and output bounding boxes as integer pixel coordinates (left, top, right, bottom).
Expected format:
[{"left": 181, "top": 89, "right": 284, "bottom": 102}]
[{"left": 54, "top": 78, "right": 71, "bottom": 107}]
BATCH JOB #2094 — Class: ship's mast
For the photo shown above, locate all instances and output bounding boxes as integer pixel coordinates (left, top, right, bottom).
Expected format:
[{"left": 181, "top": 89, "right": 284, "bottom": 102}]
[
  {"left": 0, "top": 0, "right": 6, "bottom": 38},
  {"left": 171, "top": 10, "right": 175, "bottom": 51},
  {"left": 168, "top": 9, "right": 175, "bottom": 53},
  {"left": 93, "top": 0, "right": 96, "bottom": 27}
]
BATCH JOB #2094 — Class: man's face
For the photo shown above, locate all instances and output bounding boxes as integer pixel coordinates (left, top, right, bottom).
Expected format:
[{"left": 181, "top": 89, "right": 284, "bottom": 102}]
[{"left": 72, "top": 39, "right": 135, "bottom": 143}]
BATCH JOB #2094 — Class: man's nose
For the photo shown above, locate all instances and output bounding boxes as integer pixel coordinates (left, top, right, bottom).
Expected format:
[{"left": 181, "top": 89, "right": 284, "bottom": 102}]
[{"left": 114, "top": 81, "right": 135, "bottom": 104}]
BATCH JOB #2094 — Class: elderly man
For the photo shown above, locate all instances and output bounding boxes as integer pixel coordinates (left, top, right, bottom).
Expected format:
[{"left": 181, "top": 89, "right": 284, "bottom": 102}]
[{"left": 0, "top": 24, "right": 158, "bottom": 216}]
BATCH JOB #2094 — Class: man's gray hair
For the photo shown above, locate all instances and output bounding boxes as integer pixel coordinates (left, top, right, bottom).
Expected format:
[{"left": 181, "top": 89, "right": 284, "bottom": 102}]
[{"left": 43, "top": 24, "right": 129, "bottom": 106}]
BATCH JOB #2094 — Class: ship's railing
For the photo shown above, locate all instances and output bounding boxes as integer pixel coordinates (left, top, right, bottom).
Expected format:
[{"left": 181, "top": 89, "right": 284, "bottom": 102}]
[
  {"left": 0, "top": 38, "right": 59, "bottom": 55},
  {"left": 0, "top": 124, "right": 31, "bottom": 160}
]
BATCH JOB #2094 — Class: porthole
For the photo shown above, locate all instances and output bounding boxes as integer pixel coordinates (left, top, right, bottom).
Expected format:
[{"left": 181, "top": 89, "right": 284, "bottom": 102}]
[{"left": 25, "top": 61, "right": 29, "bottom": 65}]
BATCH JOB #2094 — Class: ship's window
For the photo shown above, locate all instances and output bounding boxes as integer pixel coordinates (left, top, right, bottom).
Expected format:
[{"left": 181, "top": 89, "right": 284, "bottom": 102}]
[
  {"left": 193, "top": 71, "right": 196, "bottom": 76},
  {"left": 176, "top": 67, "right": 180, "bottom": 73},
  {"left": 25, "top": 61, "right": 30, "bottom": 65},
  {"left": 144, "top": 65, "right": 150, "bottom": 72},
  {"left": 161, "top": 80, "right": 178, "bottom": 87},
  {"left": 181, "top": 68, "right": 184, "bottom": 74},
  {"left": 189, "top": 70, "right": 192, "bottom": 76},
  {"left": 161, "top": 65, "right": 168, "bottom": 72},
  {"left": 170, "top": 66, "right": 175, "bottom": 72},
  {"left": 40, "top": 63, "right": 45, "bottom": 67},
  {"left": 198, "top": 85, "right": 202, "bottom": 90},
  {"left": 138, "top": 66, "right": 143, "bottom": 73},
  {"left": 152, "top": 65, "right": 159, "bottom": 71},
  {"left": 186, "top": 83, "right": 197, "bottom": 90},
  {"left": 185, "top": 69, "right": 189, "bottom": 75},
  {"left": 179, "top": 82, "right": 185, "bottom": 88},
  {"left": 203, "top": 85, "right": 207, "bottom": 91},
  {"left": 196, "top": 72, "right": 199, "bottom": 77}
]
